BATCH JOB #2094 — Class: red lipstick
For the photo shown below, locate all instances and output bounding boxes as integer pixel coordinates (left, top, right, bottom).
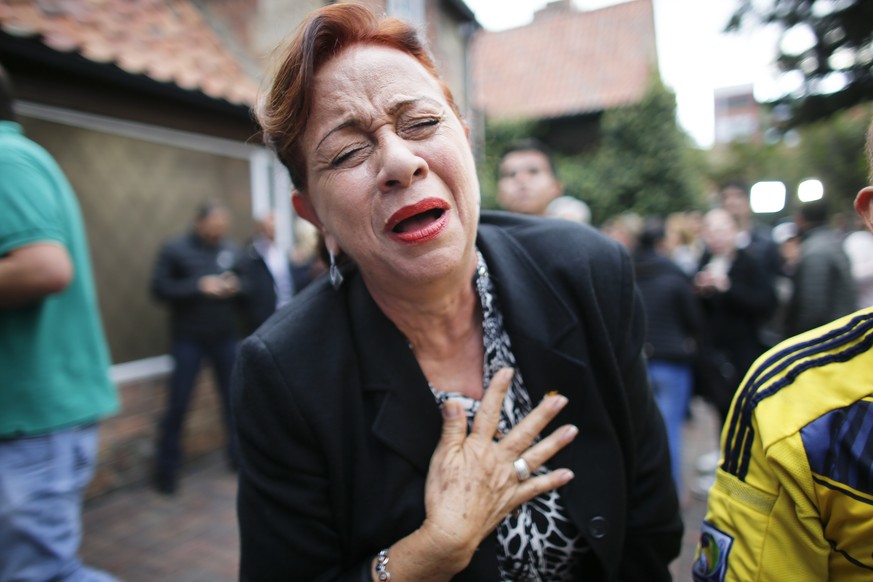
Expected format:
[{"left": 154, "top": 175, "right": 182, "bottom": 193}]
[{"left": 385, "top": 198, "right": 450, "bottom": 244}]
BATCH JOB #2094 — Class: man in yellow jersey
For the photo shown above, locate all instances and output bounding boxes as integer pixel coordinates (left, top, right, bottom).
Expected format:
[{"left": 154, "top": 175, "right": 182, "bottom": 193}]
[{"left": 692, "top": 118, "right": 873, "bottom": 581}]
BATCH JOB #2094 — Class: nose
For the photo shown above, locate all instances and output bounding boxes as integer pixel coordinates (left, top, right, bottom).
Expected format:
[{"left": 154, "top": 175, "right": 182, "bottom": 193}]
[
  {"left": 508, "top": 170, "right": 530, "bottom": 189},
  {"left": 376, "top": 133, "right": 428, "bottom": 193}
]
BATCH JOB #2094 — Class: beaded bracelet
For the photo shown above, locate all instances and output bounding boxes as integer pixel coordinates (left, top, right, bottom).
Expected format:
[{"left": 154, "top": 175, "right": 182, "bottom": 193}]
[{"left": 375, "top": 548, "right": 391, "bottom": 581}]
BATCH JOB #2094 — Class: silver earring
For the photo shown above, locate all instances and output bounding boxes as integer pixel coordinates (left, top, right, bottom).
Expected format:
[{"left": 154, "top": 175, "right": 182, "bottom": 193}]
[{"left": 329, "top": 249, "right": 343, "bottom": 290}]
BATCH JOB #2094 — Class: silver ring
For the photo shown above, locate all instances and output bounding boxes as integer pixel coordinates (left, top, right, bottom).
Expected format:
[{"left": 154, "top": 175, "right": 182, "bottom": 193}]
[{"left": 513, "top": 457, "right": 531, "bottom": 481}]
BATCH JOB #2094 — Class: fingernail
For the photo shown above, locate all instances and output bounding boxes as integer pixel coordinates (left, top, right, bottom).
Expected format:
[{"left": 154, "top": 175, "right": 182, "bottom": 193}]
[
  {"left": 499, "top": 367, "right": 515, "bottom": 381},
  {"left": 560, "top": 469, "right": 575, "bottom": 484},
  {"left": 551, "top": 395, "right": 568, "bottom": 410},
  {"left": 564, "top": 425, "right": 578, "bottom": 440},
  {"left": 442, "top": 401, "right": 459, "bottom": 419}
]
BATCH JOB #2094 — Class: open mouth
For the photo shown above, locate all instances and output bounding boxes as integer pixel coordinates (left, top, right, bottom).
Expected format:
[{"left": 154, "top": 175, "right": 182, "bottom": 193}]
[
  {"left": 386, "top": 199, "right": 450, "bottom": 243},
  {"left": 391, "top": 208, "right": 445, "bottom": 234}
]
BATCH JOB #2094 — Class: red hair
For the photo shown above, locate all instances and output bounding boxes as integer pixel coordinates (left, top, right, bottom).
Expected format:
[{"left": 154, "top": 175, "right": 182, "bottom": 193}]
[{"left": 257, "top": 2, "right": 461, "bottom": 190}]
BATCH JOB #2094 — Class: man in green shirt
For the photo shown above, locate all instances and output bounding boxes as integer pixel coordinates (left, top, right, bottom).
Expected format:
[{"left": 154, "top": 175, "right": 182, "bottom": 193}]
[{"left": 0, "top": 63, "right": 119, "bottom": 581}]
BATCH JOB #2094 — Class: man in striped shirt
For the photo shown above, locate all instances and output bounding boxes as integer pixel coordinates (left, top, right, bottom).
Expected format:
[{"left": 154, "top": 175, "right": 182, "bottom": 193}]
[{"left": 692, "top": 118, "right": 873, "bottom": 581}]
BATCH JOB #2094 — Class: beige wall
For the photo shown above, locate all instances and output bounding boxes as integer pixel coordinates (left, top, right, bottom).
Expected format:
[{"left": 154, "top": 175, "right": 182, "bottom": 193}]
[{"left": 21, "top": 117, "right": 253, "bottom": 364}]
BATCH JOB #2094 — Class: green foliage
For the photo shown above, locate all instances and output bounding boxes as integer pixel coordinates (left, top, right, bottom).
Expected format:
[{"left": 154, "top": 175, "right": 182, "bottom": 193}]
[
  {"left": 581, "top": 79, "right": 706, "bottom": 223},
  {"left": 477, "top": 80, "right": 707, "bottom": 224},
  {"left": 728, "top": 0, "right": 873, "bottom": 127},
  {"left": 476, "top": 75, "right": 870, "bottom": 227},
  {"left": 706, "top": 103, "right": 872, "bottom": 221},
  {"left": 795, "top": 107, "right": 870, "bottom": 212},
  {"left": 707, "top": 141, "right": 786, "bottom": 186}
]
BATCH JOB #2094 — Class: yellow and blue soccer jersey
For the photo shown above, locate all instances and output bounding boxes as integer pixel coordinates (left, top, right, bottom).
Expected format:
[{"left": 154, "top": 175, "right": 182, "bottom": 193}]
[{"left": 693, "top": 307, "right": 873, "bottom": 581}]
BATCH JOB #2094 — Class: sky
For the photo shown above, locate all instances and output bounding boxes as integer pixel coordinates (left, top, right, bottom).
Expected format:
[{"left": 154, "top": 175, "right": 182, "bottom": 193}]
[{"left": 464, "top": 0, "right": 783, "bottom": 148}]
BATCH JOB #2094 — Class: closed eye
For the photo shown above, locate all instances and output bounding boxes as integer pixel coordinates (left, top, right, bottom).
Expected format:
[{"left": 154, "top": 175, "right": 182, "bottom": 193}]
[
  {"left": 331, "top": 146, "right": 367, "bottom": 168},
  {"left": 401, "top": 116, "right": 442, "bottom": 137}
]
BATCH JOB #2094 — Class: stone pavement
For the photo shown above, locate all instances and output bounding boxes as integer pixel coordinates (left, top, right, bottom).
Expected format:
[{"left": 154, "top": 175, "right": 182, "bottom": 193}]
[
  {"left": 80, "top": 453, "right": 239, "bottom": 581},
  {"left": 673, "top": 397, "right": 720, "bottom": 581},
  {"left": 80, "top": 398, "right": 721, "bottom": 581}
]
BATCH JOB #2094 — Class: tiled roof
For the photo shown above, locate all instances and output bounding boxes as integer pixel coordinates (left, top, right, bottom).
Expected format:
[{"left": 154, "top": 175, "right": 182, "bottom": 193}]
[
  {"left": 471, "top": 0, "right": 657, "bottom": 121},
  {"left": 0, "top": 0, "right": 259, "bottom": 107}
]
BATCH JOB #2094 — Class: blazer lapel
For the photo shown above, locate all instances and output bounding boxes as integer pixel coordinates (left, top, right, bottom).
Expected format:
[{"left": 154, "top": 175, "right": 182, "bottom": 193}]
[
  {"left": 477, "top": 224, "right": 624, "bottom": 559},
  {"left": 348, "top": 274, "right": 442, "bottom": 475},
  {"left": 347, "top": 223, "right": 622, "bottom": 570},
  {"left": 348, "top": 225, "right": 589, "bottom": 481},
  {"left": 476, "top": 223, "right": 589, "bottom": 400},
  {"left": 476, "top": 223, "right": 591, "bottom": 445}
]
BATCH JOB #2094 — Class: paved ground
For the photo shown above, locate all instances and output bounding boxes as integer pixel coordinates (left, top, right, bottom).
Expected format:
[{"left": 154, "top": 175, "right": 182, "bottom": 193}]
[
  {"left": 674, "top": 397, "right": 719, "bottom": 581},
  {"left": 80, "top": 398, "right": 720, "bottom": 581},
  {"left": 81, "top": 455, "right": 240, "bottom": 581}
]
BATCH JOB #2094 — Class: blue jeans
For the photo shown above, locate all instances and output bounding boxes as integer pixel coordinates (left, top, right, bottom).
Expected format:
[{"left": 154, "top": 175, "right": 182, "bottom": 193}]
[
  {"left": 648, "top": 360, "right": 693, "bottom": 493},
  {"left": 156, "top": 335, "right": 238, "bottom": 477},
  {"left": 0, "top": 424, "right": 118, "bottom": 582}
]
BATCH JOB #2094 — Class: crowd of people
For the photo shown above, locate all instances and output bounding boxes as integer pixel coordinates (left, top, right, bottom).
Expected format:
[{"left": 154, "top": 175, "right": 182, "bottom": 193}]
[
  {"left": 498, "top": 137, "right": 868, "bottom": 503},
  {"left": 604, "top": 183, "right": 865, "bottom": 496},
  {"left": 3, "top": 3, "right": 873, "bottom": 580},
  {"left": 495, "top": 126, "right": 873, "bottom": 580}
]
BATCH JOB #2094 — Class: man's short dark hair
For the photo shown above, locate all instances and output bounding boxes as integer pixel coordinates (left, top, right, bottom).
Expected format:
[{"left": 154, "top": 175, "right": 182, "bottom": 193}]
[
  {"left": 799, "top": 199, "right": 829, "bottom": 227},
  {"left": 719, "top": 179, "right": 750, "bottom": 198},
  {"left": 637, "top": 216, "right": 665, "bottom": 251},
  {"left": 0, "top": 62, "right": 16, "bottom": 122},
  {"left": 498, "top": 138, "right": 558, "bottom": 177},
  {"left": 195, "top": 199, "right": 227, "bottom": 221}
]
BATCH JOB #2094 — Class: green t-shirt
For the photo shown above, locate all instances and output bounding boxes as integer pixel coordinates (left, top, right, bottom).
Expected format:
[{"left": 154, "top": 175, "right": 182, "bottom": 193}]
[{"left": 0, "top": 121, "right": 118, "bottom": 437}]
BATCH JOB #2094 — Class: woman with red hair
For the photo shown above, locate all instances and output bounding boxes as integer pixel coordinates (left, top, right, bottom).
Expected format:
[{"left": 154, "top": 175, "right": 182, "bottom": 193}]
[{"left": 232, "top": 4, "right": 681, "bottom": 580}]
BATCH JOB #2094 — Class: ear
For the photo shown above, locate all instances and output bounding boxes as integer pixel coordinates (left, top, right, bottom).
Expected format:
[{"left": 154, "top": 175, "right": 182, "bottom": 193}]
[
  {"left": 292, "top": 191, "right": 322, "bottom": 229},
  {"left": 292, "top": 190, "right": 341, "bottom": 256},
  {"left": 855, "top": 186, "right": 873, "bottom": 233}
]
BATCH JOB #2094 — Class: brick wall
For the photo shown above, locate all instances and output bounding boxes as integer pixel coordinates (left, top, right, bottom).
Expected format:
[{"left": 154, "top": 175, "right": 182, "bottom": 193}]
[{"left": 87, "top": 370, "right": 229, "bottom": 499}]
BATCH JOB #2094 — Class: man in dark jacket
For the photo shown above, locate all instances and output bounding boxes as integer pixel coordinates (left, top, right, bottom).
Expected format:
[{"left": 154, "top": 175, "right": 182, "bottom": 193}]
[
  {"left": 785, "top": 199, "right": 857, "bottom": 336},
  {"left": 150, "top": 201, "right": 240, "bottom": 494},
  {"left": 236, "top": 212, "right": 317, "bottom": 335},
  {"left": 719, "top": 180, "right": 784, "bottom": 347}
]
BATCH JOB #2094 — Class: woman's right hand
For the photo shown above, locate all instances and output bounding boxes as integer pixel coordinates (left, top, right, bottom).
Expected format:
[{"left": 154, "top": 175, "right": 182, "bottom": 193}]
[{"left": 418, "top": 367, "right": 579, "bottom": 570}]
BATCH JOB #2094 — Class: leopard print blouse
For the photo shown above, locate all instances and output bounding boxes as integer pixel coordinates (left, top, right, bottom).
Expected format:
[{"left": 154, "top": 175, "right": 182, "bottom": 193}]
[{"left": 429, "top": 250, "right": 589, "bottom": 581}]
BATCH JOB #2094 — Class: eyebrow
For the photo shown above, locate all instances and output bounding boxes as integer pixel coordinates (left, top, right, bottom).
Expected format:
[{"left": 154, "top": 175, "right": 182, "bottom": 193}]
[
  {"left": 315, "top": 96, "right": 444, "bottom": 151},
  {"left": 316, "top": 119, "right": 360, "bottom": 152}
]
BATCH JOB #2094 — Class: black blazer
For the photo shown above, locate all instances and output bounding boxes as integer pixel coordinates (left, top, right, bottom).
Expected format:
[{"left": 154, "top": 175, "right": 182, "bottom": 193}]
[
  {"left": 236, "top": 241, "right": 318, "bottom": 335},
  {"left": 150, "top": 232, "right": 241, "bottom": 340},
  {"left": 232, "top": 212, "right": 682, "bottom": 581}
]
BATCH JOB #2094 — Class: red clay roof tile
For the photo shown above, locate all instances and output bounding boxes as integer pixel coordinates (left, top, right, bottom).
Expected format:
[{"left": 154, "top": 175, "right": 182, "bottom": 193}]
[
  {"left": 471, "top": 0, "right": 657, "bottom": 121},
  {"left": 0, "top": 0, "right": 258, "bottom": 106}
]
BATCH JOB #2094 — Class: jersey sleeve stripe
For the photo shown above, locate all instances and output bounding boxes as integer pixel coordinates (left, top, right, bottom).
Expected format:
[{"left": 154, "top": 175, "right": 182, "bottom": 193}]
[{"left": 721, "top": 312, "right": 873, "bottom": 481}]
